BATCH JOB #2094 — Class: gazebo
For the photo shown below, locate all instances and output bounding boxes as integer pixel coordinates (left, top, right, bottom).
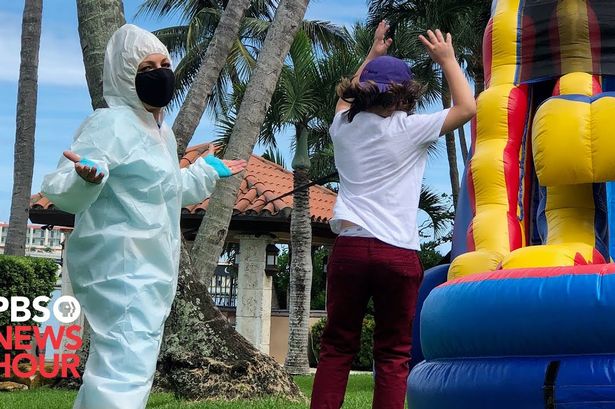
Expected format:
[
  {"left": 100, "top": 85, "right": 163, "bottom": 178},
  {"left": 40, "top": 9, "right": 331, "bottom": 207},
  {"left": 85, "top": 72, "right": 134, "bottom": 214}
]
[{"left": 29, "top": 143, "right": 337, "bottom": 356}]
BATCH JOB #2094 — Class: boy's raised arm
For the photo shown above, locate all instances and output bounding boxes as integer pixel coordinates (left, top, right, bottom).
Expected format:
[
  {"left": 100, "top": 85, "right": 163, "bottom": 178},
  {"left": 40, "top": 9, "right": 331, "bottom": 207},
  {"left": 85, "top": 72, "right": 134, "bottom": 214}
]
[
  {"left": 336, "top": 21, "right": 393, "bottom": 114},
  {"left": 419, "top": 29, "right": 477, "bottom": 135}
]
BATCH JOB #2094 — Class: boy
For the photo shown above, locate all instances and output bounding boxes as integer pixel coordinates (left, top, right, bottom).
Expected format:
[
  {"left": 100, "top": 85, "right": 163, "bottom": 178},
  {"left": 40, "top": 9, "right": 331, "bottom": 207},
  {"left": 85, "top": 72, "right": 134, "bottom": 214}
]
[{"left": 310, "top": 21, "right": 476, "bottom": 409}]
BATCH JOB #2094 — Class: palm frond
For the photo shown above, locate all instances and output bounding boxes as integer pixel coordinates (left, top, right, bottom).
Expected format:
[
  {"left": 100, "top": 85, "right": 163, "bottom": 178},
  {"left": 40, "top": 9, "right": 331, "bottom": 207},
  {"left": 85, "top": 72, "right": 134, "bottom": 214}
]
[
  {"left": 246, "top": 0, "right": 277, "bottom": 20},
  {"left": 136, "top": 0, "right": 221, "bottom": 21},
  {"left": 240, "top": 16, "right": 270, "bottom": 42},
  {"left": 300, "top": 20, "right": 352, "bottom": 54},
  {"left": 419, "top": 184, "right": 454, "bottom": 237},
  {"left": 260, "top": 32, "right": 320, "bottom": 128},
  {"left": 170, "top": 38, "right": 231, "bottom": 115},
  {"left": 351, "top": 22, "right": 375, "bottom": 57},
  {"left": 262, "top": 147, "right": 287, "bottom": 168},
  {"left": 186, "top": 7, "right": 221, "bottom": 48},
  {"left": 153, "top": 25, "right": 190, "bottom": 57},
  {"left": 213, "top": 112, "right": 235, "bottom": 156}
]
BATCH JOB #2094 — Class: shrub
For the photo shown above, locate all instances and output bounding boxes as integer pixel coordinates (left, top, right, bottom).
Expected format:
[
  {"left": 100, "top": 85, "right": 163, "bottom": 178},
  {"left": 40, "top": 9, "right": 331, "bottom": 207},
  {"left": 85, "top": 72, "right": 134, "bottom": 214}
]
[
  {"left": 0, "top": 255, "right": 58, "bottom": 380},
  {"left": 274, "top": 247, "right": 329, "bottom": 310},
  {"left": 310, "top": 315, "right": 375, "bottom": 371},
  {"left": 0, "top": 255, "right": 59, "bottom": 328}
]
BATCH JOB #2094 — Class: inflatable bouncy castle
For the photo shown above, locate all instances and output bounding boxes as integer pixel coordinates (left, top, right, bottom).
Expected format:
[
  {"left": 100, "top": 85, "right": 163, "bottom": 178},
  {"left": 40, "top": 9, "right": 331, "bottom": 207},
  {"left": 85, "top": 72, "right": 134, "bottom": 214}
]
[{"left": 408, "top": 1, "right": 615, "bottom": 407}]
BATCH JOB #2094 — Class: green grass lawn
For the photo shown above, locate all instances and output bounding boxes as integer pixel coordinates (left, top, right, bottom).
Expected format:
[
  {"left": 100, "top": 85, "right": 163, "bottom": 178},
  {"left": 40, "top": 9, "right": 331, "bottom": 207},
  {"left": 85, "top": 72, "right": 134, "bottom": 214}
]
[{"left": 0, "top": 375, "right": 376, "bottom": 409}]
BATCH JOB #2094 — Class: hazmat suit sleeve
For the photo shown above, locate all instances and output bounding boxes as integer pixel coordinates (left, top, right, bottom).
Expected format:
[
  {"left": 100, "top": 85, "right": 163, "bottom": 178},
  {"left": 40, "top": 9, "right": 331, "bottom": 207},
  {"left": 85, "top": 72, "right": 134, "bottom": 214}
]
[
  {"left": 41, "top": 110, "right": 127, "bottom": 214},
  {"left": 180, "top": 156, "right": 220, "bottom": 207}
]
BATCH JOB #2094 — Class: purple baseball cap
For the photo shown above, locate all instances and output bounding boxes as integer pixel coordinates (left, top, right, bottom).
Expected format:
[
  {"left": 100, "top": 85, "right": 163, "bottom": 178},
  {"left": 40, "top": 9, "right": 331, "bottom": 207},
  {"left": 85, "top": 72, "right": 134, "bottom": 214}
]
[{"left": 359, "top": 56, "right": 413, "bottom": 92}]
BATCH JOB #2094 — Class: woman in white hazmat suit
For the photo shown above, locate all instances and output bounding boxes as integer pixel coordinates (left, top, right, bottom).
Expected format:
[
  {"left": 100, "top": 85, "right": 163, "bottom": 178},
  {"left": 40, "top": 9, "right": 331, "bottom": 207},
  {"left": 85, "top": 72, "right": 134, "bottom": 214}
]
[{"left": 41, "top": 24, "right": 246, "bottom": 409}]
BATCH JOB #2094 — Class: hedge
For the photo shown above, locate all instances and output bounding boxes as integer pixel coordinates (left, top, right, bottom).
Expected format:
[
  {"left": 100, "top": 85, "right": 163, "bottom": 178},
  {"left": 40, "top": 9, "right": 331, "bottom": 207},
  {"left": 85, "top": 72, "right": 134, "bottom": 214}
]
[
  {"left": 310, "top": 315, "right": 375, "bottom": 371},
  {"left": 0, "top": 255, "right": 59, "bottom": 328}
]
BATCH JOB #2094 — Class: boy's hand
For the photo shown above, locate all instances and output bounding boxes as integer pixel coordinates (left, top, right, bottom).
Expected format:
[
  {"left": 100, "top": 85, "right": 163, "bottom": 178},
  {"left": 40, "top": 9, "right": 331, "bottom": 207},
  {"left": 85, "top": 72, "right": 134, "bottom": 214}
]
[
  {"left": 369, "top": 20, "right": 393, "bottom": 58},
  {"left": 419, "top": 29, "right": 456, "bottom": 66},
  {"left": 63, "top": 151, "right": 105, "bottom": 184}
]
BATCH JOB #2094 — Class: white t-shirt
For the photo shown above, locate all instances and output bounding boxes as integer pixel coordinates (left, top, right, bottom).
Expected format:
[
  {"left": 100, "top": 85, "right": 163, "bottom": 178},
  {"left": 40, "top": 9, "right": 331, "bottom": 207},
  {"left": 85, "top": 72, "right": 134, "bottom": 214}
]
[{"left": 330, "top": 108, "right": 450, "bottom": 250}]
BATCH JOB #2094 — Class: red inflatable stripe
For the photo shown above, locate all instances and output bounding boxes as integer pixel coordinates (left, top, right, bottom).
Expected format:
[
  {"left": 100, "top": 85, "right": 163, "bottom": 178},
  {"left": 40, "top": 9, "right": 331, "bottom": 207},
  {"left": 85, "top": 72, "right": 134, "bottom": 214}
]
[
  {"left": 505, "top": 86, "right": 528, "bottom": 250},
  {"left": 443, "top": 263, "right": 615, "bottom": 287}
]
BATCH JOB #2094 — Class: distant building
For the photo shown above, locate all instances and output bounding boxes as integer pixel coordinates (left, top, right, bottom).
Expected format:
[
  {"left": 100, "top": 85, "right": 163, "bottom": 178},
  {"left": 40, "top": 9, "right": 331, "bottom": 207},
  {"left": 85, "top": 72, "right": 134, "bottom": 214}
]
[{"left": 0, "top": 222, "right": 68, "bottom": 261}]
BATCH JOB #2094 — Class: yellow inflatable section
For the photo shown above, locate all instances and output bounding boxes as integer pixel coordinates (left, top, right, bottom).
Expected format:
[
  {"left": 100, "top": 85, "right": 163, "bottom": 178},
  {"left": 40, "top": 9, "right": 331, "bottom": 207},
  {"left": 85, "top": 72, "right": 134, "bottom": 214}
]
[
  {"left": 449, "top": 0, "right": 526, "bottom": 280},
  {"left": 450, "top": 0, "right": 609, "bottom": 279},
  {"left": 502, "top": 72, "right": 606, "bottom": 268},
  {"left": 534, "top": 95, "right": 615, "bottom": 185}
]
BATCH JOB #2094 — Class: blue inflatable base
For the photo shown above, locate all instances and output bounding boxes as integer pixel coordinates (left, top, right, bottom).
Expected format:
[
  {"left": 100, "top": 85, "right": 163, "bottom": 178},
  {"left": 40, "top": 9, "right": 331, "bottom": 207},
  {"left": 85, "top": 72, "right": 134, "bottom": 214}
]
[
  {"left": 421, "top": 265, "right": 615, "bottom": 360},
  {"left": 408, "top": 354, "right": 615, "bottom": 409},
  {"left": 409, "top": 264, "right": 449, "bottom": 369}
]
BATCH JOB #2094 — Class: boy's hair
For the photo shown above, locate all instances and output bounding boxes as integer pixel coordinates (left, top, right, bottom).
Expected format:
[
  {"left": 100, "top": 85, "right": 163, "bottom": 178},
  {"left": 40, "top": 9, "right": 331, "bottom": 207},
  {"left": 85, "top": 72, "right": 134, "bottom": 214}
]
[{"left": 336, "top": 78, "right": 423, "bottom": 122}]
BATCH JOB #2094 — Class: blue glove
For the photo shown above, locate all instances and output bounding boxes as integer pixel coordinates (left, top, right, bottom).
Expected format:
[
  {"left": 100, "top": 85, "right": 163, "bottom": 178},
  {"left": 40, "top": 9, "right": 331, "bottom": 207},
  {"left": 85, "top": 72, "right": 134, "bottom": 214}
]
[
  {"left": 79, "top": 158, "right": 101, "bottom": 176},
  {"left": 205, "top": 155, "right": 233, "bottom": 178}
]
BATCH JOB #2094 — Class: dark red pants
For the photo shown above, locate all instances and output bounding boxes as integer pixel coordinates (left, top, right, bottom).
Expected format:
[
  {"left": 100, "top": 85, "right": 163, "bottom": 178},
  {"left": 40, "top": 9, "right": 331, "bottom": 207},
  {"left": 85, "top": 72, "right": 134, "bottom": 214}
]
[{"left": 310, "top": 236, "right": 423, "bottom": 409}]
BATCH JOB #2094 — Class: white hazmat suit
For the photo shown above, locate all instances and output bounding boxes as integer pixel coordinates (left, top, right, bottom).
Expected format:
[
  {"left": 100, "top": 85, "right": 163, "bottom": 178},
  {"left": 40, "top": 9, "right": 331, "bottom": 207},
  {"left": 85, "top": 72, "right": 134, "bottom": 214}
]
[{"left": 42, "top": 24, "right": 220, "bottom": 409}]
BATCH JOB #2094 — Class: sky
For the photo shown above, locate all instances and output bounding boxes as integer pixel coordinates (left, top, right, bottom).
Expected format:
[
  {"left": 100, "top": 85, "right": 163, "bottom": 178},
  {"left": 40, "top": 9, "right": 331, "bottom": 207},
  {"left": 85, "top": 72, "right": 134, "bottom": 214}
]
[{"left": 0, "top": 0, "right": 468, "bottom": 240}]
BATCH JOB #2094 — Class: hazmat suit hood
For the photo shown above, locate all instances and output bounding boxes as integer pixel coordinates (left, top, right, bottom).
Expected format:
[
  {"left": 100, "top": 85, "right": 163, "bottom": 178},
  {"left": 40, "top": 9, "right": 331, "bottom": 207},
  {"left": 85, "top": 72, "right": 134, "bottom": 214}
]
[{"left": 103, "top": 24, "right": 172, "bottom": 110}]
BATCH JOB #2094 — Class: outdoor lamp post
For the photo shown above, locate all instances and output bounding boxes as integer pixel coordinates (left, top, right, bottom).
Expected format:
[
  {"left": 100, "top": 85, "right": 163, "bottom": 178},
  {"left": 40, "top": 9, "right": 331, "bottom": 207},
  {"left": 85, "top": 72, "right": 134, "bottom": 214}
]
[{"left": 265, "top": 244, "right": 280, "bottom": 276}]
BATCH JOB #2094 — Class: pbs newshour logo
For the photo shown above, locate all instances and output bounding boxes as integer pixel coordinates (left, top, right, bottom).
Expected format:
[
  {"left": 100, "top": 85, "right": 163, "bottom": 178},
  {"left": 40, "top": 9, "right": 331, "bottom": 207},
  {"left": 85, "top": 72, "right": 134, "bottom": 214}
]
[
  {"left": 1, "top": 295, "right": 81, "bottom": 324},
  {"left": 1, "top": 295, "right": 83, "bottom": 379}
]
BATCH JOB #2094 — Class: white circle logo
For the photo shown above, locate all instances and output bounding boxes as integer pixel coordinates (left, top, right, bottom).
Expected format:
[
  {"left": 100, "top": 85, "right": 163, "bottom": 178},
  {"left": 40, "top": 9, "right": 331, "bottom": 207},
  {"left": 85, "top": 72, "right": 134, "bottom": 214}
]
[{"left": 52, "top": 296, "right": 81, "bottom": 324}]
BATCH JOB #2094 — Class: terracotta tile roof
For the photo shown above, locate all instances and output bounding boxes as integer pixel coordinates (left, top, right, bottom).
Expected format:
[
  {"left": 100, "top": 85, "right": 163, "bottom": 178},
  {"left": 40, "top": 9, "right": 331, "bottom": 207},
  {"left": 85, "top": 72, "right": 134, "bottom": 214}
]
[
  {"left": 30, "top": 143, "right": 337, "bottom": 224},
  {"left": 181, "top": 144, "right": 336, "bottom": 223}
]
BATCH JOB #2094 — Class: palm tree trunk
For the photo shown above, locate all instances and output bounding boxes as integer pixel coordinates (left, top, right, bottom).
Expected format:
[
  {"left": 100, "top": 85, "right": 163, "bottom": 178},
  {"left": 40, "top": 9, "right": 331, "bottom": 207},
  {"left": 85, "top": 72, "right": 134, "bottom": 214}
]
[
  {"left": 458, "top": 125, "right": 468, "bottom": 165},
  {"left": 76, "top": 0, "right": 126, "bottom": 110},
  {"left": 5, "top": 0, "right": 43, "bottom": 256},
  {"left": 190, "top": 0, "right": 311, "bottom": 285},
  {"left": 442, "top": 81, "right": 460, "bottom": 208},
  {"left": 173, "top": 0, "right": 252, "bottom": 157},
  {"left": 157, "top": 240, "right": 302, "bottom": 400},
  {"left": 285, "top": 125, "right": 313, "bottom": 375},
  {"left": 163, "top": 0, "right": 311, "bottom": 398}
]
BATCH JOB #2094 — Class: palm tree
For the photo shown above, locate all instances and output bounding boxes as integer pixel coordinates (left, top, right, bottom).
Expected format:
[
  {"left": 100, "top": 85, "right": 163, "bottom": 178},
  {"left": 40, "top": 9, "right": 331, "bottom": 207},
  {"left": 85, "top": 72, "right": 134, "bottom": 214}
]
[
  {"left": 138, "top": 0, "right": 349, "bottom": 156},
  {"left": 418, "top": 184, "right": 454, "bottom": 239},
  {"left": 145, "top": 0, "right": 253, "bottom": 157},
  {"left": 217, "top": 32, "right": 352, "bottom": 374},
  {"left": 184, "top": 0, "right": 313, "bottom": 378},
  {"left": 5, "top": 0, "right": 43, "bottom": 256},
  {"left": 286, "top": 125, "right": 313, "bottom": 375},
  {"left": 270, "top": 32, "right": 322, "bottom": 375},
  {"left": 307, "top": 42, "right": 361, "bottom": 181},
  {"left": 367, "top": 0, "right": 491, "bottom": 206},
  {"left": 161, "top": 0, "right": 309, "bottom": 398}
]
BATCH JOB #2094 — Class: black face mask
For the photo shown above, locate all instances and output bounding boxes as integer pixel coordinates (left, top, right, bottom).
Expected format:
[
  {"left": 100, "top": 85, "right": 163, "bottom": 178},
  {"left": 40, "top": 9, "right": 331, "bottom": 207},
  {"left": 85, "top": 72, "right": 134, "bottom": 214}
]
[{"left": 135, "top": 68, "right": 175, "bottom": 108}]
